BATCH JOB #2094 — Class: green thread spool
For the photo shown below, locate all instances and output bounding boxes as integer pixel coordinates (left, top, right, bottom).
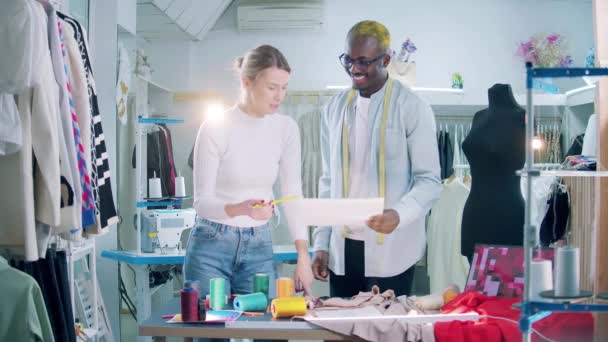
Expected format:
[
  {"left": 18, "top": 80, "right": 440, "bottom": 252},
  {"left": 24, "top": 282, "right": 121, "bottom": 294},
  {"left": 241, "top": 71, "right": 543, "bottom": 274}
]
[
  {"left": 233, "top": 292, "right": 268, "bottom": 312},
  {"left": 209, "top": 278, "right": 226, "bottom": 310},
  {"left": 253, "top": 273, "right": 270, "bottom": 297}
]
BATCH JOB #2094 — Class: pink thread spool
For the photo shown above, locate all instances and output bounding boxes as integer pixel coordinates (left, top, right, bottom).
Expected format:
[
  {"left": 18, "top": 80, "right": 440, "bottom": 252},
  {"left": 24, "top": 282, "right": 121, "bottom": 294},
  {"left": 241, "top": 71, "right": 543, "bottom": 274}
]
[{"left": 180, "top": 282, "right": 199, "bottom": 322}]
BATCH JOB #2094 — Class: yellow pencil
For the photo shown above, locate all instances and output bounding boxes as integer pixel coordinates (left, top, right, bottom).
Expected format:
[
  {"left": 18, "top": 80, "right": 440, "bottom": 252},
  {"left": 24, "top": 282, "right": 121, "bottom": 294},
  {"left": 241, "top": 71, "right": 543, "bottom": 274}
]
[{"left": 252, "top": 196, "right": 299, "bottom": 208}]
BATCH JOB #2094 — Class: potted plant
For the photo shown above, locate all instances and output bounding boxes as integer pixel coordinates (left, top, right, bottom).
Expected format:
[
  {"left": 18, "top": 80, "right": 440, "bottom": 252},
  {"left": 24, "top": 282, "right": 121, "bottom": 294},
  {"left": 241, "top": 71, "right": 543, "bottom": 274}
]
[{"left": 452, "top": 73, "right": 464, "bottom": 89}]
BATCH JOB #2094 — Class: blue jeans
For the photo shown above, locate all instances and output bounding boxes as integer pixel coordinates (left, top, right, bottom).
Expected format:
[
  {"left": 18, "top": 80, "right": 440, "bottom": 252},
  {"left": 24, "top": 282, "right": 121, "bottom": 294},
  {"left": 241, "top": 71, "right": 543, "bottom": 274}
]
[{"left": 183, "top": 218, "right": 281, "bottom": 342}]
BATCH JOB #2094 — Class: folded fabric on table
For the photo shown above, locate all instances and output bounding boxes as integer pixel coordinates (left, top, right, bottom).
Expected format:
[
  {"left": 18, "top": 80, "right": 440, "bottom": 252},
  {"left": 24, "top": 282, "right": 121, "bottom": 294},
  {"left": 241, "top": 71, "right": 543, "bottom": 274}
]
[{"left": 304, "top": 286, "right": 436, "bottom": 342}]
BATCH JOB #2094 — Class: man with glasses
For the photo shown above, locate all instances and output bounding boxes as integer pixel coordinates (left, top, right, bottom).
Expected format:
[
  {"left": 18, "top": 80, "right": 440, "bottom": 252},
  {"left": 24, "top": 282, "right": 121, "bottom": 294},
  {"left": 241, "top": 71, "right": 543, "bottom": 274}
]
[{"left": 312, "top": 20, "right": 442, "bottom": 297}]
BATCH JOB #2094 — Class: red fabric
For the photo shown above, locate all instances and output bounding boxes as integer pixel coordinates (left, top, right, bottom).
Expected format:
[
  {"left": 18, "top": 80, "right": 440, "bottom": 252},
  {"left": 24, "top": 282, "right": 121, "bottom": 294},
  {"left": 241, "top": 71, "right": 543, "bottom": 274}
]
[{"left": 435, "top": 292, "right": 593, "bottom": 342}]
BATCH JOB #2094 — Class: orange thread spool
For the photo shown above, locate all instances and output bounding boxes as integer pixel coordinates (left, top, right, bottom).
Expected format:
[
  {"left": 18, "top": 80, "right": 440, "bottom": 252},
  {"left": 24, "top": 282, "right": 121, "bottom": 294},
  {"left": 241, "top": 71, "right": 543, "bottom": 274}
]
[{"left": 276, "top": 277, "right": 294, "bottom": 298}]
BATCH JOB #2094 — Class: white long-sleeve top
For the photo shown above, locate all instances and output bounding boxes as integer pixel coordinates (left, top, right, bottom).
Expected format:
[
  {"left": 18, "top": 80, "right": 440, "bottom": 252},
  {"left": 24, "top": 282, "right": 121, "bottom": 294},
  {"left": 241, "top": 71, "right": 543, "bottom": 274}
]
[{"left": 193, "top": 106, "right": 307, "bottom": 242}]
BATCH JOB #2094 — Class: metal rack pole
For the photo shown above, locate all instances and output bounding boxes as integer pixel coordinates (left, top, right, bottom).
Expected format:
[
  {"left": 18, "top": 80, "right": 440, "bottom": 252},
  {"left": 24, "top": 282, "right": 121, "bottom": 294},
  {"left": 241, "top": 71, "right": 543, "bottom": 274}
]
[
  {"left": 522, "top": 63, "right": 536, "bottom": 342},
  {"left": 136, "top": 88, "right": 144, "bottom": 255}
]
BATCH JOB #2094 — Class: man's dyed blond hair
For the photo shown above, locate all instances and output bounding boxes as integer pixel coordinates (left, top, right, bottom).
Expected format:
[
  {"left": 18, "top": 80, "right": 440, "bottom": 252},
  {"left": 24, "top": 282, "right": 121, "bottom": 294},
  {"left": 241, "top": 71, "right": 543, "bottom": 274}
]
[{"left": 347, "top": 20, "right": 391, "bottom": 52}]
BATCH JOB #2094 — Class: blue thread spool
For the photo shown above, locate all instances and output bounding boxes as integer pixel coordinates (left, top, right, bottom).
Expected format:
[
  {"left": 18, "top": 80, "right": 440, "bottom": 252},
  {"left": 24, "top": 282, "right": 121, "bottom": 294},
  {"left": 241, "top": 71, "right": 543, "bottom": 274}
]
[{"left": 233, "top": 292, "right": 268, "bottom": 312}]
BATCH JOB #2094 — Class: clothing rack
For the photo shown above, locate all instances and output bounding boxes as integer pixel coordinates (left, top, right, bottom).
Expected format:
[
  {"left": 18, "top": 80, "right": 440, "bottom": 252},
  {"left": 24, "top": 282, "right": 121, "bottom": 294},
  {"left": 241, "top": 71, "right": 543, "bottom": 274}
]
[
  {"left": 435, "top": 115, "right": 473, "bottom": 121},
  {"left": 0, "top": 4, "right": 118, "bottom": 340}
]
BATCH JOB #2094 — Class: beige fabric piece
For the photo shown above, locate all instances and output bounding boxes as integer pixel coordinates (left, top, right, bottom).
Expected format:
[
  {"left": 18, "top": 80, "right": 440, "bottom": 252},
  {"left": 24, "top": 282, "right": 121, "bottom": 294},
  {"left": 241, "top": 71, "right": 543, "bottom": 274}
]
[
  {"left": 306, "top": 286, "right": 436, "bottom": 342},
  {"left": 317, "top": 285, "right": 395, "bottom": 309}
]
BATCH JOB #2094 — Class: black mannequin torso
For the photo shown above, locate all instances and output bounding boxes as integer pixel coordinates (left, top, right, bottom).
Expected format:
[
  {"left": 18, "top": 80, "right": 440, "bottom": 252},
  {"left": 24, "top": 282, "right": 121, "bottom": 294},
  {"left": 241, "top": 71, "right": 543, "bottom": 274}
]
[{"left": 460, "top": 84, "right": 526, "bottom": 262}]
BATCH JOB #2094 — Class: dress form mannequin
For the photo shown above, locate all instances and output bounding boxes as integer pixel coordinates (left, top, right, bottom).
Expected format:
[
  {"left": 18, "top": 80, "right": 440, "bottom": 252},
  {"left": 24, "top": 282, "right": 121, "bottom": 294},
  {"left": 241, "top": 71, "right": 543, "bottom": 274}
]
[{"left": 460, "top": 84, "right": 525, "bottom": 262}]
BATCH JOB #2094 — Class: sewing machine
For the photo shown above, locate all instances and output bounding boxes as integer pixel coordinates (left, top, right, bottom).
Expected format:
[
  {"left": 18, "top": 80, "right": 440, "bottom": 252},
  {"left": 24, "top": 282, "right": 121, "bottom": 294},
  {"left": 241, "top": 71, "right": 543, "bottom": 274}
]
[{"left": 141, "top": 208, "right": 196, "bottom": 253}]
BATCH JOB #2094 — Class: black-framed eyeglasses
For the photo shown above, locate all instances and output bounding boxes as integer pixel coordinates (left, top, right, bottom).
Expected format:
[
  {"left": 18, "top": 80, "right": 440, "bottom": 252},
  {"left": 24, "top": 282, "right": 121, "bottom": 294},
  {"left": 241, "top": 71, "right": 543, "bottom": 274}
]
[{"left": 339, "top": 53, "right": 386, "bottom": 69}]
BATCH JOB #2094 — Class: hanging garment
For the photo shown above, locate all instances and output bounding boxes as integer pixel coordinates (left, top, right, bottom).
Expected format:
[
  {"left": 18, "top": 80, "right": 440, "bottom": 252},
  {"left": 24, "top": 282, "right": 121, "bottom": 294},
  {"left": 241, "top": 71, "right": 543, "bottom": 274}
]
[
  {"left": 551, "top": 125, "right": 562, "bottom": 163},
  {"left": 427, "top": 179, "right": 470, "bottom": 294},
  {"left": 59, "top": 11, "right": 119, "bottom": 231},
  {"left": 539, "top": 182, "right": 570, "bottom": 246},
  {"left": 188, "top": 145, "right": 195, "bottom": 169},
  {"left": 56, "top": 20, "right": 96, "bottom": 230},
  {"left": 0, "top": 0, "right": 46, "bottom": 91},
  {"left": 0, "top": 256, "right": 54, "bottom": 342},
  {"left": 23, "top": 0, "right": 62, "bottom": 228},
  {"left": 565, "top": 134, "right": 584, "bottom": 158},
  {"left": 53, "top": 250, "right": 76, "bottom": 342},
  {"left": 520, "top": 175, "right": 557, "bottom": 243},
  {"left": 582, "top": 114, "right": 597, "bottom": 157},
  {"left": 158, "top": 124, "right": 176, "bottom": 196},
  {"left": 132, "top": 127, "right": 174, "bottom": 197},
  {"left": 437, "top": 130, "right": 445, "bottom": 177},
  {"left": 0, "top": 0, "right": 62, "bottom": 260},
  {"left": 445, "top": 131, "right": 454, "bottom": 179},
  {"left": 19, "top": 249, "right": 77, "bottom": 342},
  {"left": 452, "top": 125, "right": 462, "bottom": 175},
  {"left": 48, "top": 8, "right": 81, "bottom": 234},
  {"left": 0, "top": 94, "right": 22, "bottom": 155},
  {"left": 61, "top": 20, "right": 92, "bottom": 174},
  {"left": 116, "top": 42, "right": 131, "bottom": 125},
  {"left": 437, "top": 130, "right": 454, "bottom": 179},
  {"left": 298, "top": 110, "right": 322, "bottom": 198},
  {"left": 452, "top": 124, "right": 470, "bottom": 177},
  {"left": 540, "top": 124, "right": 562, "bottom": 164}
]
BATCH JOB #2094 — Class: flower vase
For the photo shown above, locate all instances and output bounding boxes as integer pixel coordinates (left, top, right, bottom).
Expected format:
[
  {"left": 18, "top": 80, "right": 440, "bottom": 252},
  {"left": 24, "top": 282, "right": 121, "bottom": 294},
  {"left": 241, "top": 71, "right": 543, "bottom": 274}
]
[{"left": 387, "top": 60, "right": 416, "bottom": 87}]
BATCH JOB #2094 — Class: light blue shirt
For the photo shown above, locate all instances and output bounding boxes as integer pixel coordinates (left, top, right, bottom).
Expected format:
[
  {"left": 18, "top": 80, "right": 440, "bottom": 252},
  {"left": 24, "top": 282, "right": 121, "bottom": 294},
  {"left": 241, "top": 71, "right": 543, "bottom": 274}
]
[{"left": 313, "top": 79, "right": 442, "bottom": 277}]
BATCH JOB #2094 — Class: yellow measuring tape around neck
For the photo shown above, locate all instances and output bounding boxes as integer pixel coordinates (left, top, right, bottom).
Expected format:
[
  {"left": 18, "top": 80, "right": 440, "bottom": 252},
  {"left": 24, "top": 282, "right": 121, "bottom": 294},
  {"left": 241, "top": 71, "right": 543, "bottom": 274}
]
[{"left": 341, "top": 79, "right": 393, "bottom": 245}]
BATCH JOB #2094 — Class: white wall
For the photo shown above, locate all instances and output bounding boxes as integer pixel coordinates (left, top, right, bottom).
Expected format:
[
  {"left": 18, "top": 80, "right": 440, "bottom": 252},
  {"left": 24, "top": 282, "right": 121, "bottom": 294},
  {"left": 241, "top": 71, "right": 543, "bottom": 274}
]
[
  {"left": 147, "top": 0, "right": 593, "bottom": 101},
  {"left": 142, "top": 0, "right": 595, "bottom": 177},
  {"left": 136, "top": 0, "right": 594, "bottom": 245},
  {"left": 117, "top": 0, "right": 136, "bottom": 35},
  {"left": 127, "top": 0, "right": 596, "bottom": 246}
]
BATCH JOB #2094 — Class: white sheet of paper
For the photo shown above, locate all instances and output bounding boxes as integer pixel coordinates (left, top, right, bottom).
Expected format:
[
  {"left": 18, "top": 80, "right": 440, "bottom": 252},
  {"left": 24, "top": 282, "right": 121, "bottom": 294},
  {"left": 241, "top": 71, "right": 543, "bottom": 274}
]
[
  {"left": 309, "top": 306, "right": 383, "bottom": 319},
  {"left": 297, "top": 198, "right": 384, "bottom": 227},
  {"left": 305, "top": 311, "right": 480, "bottom": 323}
]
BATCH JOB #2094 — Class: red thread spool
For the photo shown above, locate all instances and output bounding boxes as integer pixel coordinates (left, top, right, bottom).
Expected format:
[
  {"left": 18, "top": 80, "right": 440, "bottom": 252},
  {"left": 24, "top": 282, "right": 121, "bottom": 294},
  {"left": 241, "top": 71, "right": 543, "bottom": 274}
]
[{"left": 180, "top": 287, "right": 199, "bottom": 322}]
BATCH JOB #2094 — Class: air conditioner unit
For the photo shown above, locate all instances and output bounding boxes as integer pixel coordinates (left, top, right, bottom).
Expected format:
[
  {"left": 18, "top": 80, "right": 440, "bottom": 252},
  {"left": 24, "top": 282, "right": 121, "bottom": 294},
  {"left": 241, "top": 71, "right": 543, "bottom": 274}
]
[{"left": 237, "top": 0, "right": 325, "bottom": 32}]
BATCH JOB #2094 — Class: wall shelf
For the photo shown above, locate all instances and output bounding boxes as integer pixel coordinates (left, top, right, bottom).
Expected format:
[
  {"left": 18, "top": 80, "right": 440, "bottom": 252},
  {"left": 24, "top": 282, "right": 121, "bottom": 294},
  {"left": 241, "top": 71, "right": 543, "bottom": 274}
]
[
  {"left": 515, "top": 93, "right": 566, "bottom": 107},
  {"left": 136, "top": 74, "right": 173, "bottom": 93},
  {"left": 137, "top": 117, "right": 184, "bottom": 124},
  {"left": 325, "top": 84, "right": 569, "bottom": 106},
  {"left": 566, "top": 84, "right": 596, "bottom": 107}
]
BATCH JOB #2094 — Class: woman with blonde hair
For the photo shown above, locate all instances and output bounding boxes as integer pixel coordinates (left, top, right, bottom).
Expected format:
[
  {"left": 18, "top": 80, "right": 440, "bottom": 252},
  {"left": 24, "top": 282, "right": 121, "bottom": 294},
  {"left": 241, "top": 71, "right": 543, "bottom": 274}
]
[{"left": 184, "top": 45, "right": 313, "bottom": 331}]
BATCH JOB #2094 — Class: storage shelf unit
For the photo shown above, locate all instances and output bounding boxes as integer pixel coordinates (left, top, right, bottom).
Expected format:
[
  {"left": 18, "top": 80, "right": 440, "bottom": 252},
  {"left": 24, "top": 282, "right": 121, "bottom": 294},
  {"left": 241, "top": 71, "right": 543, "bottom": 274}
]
[
  {"left": 133, "top": 77, "right": 184, "bottom": 256},
  {"left": 520, "top": 66, "right": 608, "bottom": 342},
  {"left": 566, "top": 84, "right": 597, "bottom": 107},
  {"left": 518, "top": 170, "right": 608, "bottom": 177}
]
